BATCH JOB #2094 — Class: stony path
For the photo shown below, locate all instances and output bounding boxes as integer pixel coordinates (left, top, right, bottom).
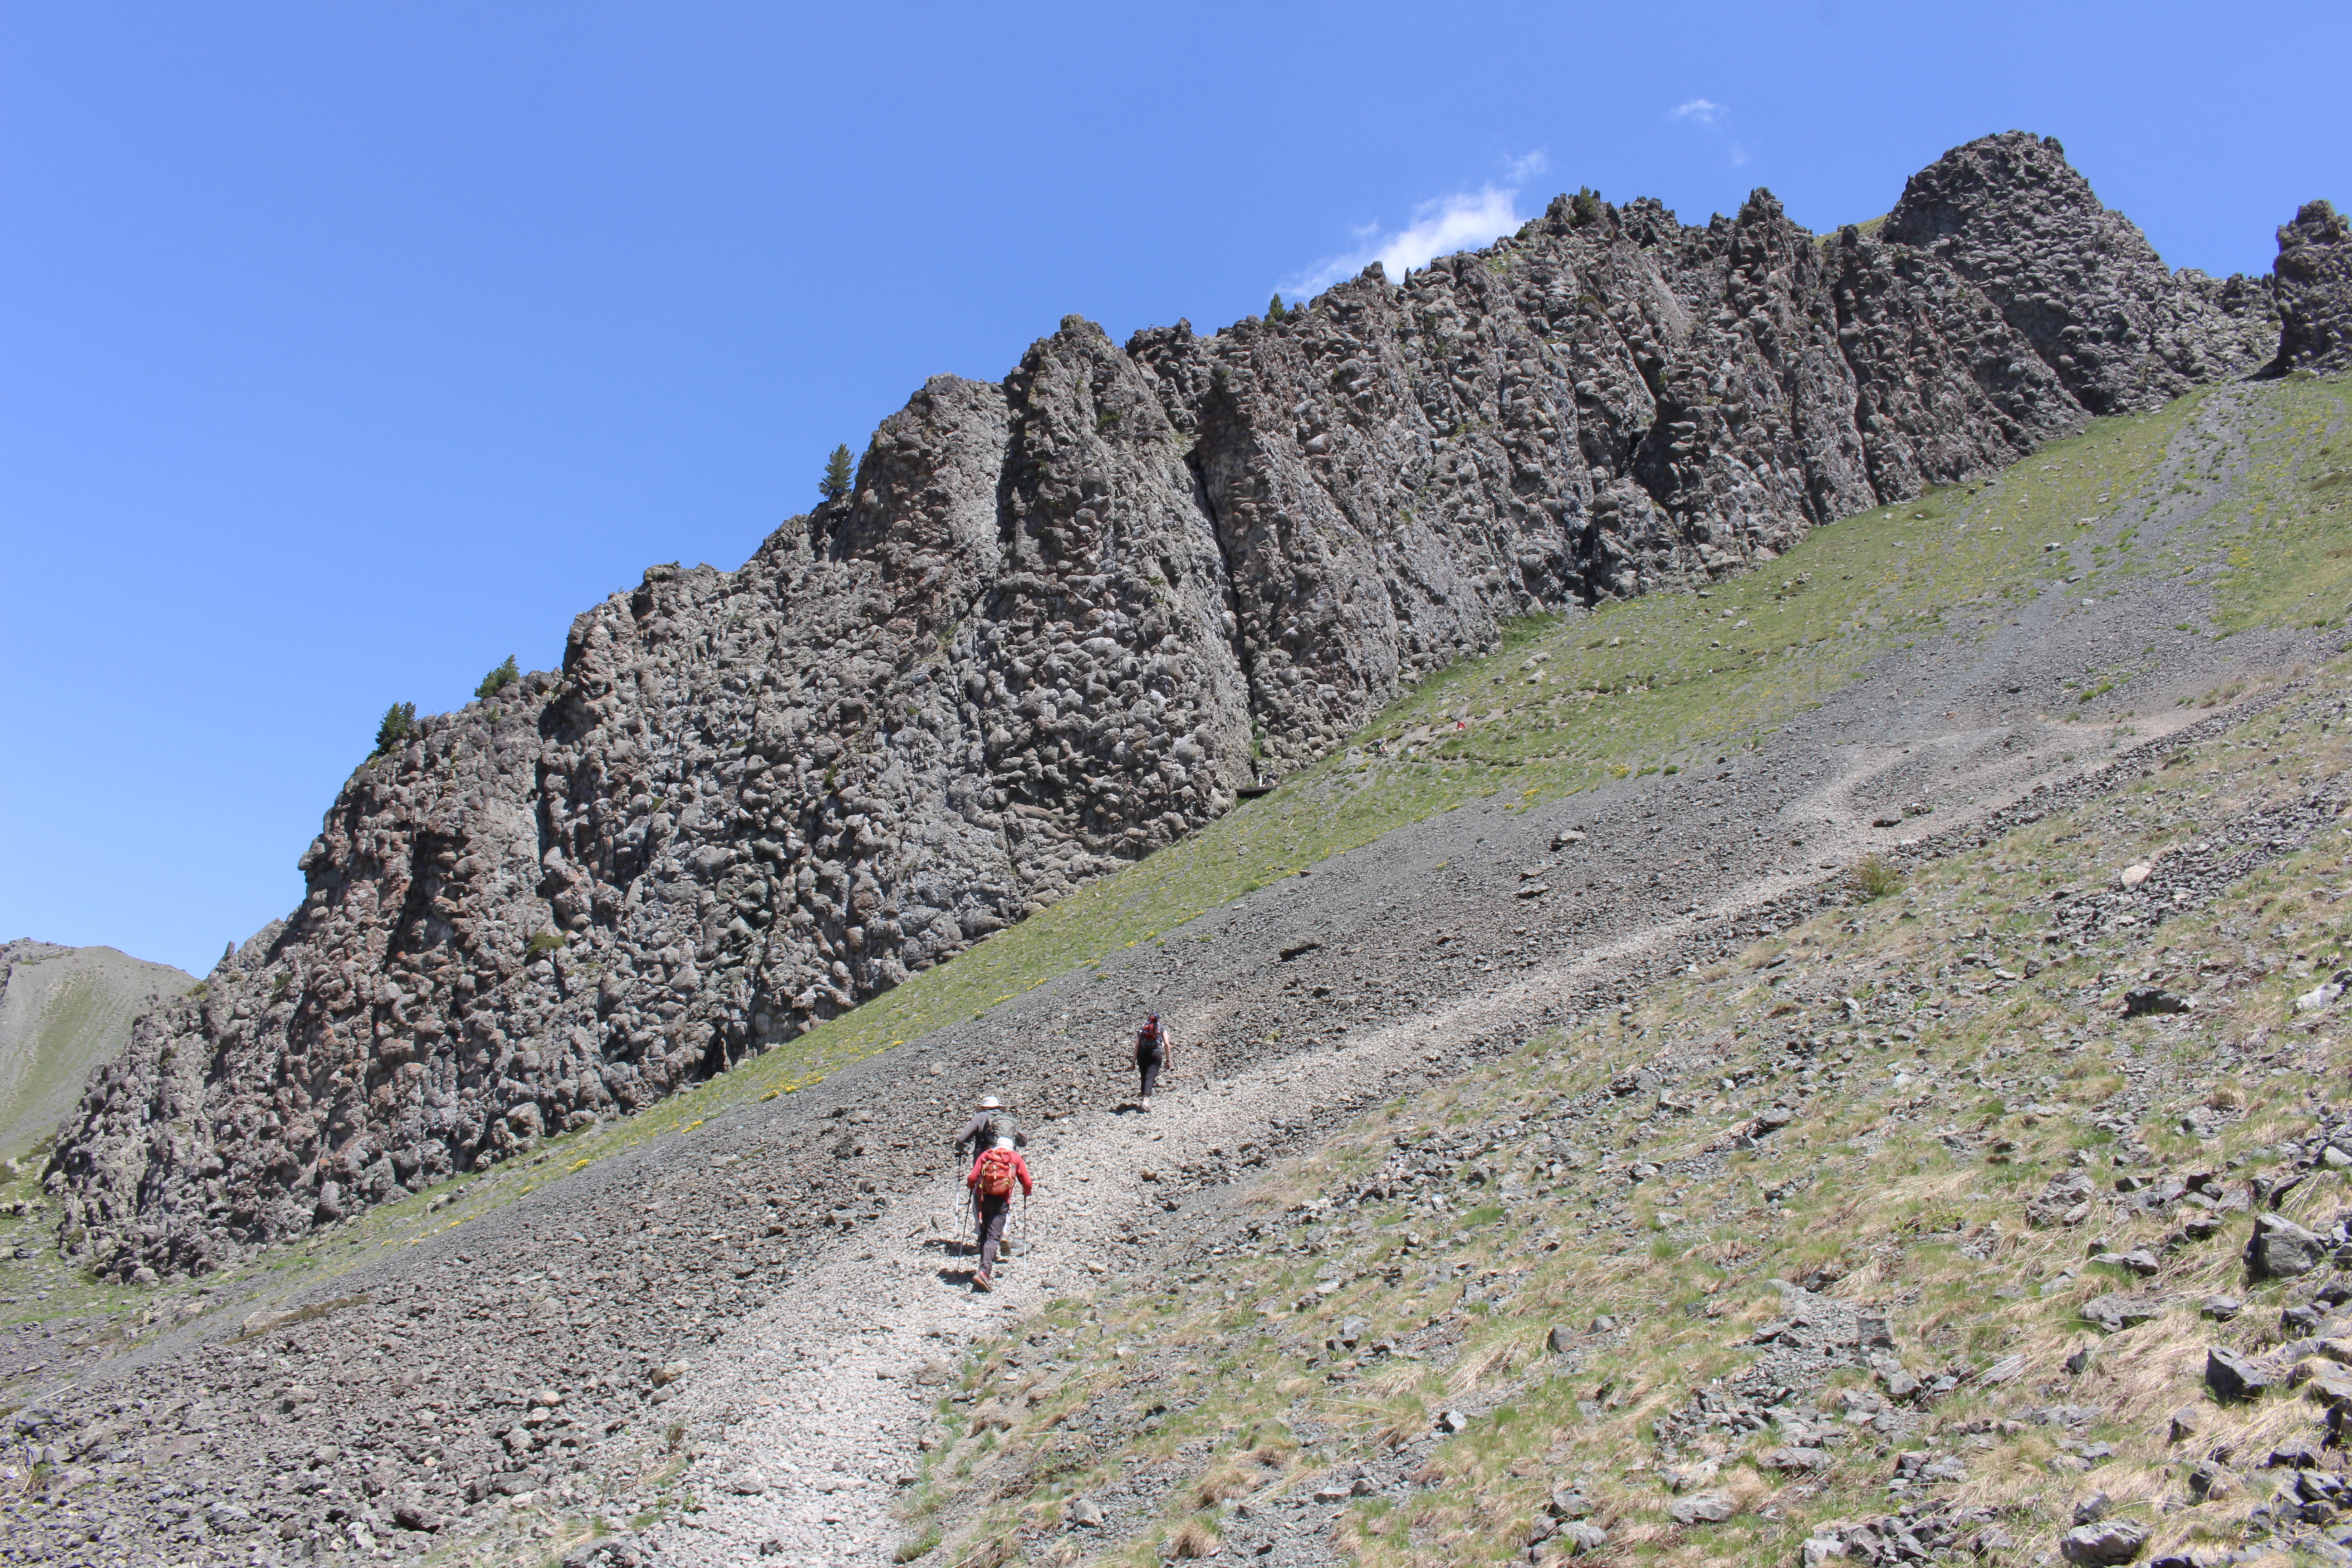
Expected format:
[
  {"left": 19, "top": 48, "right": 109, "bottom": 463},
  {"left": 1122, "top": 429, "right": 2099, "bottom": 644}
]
[
  {"left": 639, "top": 1007, "right": 1492, "bottom": 1564},
  {"left": 620, "top": 691, "right": 2248, "bottom": 1567}
]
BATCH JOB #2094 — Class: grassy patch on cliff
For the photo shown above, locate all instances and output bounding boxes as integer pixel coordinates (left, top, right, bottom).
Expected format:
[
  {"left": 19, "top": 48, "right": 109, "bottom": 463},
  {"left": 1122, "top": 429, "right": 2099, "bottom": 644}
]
[
  {"left": 908, "top": 647, "right": 2352, "bottom": 1568},
  {"left": 2201, "top": 372, "right": 2352, "bottom": 635}
]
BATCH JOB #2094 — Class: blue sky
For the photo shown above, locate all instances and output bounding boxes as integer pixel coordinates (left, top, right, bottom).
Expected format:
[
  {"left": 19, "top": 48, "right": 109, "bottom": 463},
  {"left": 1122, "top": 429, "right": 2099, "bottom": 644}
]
[{"left": 4, "top": 1, "right": 2346, "bottom": 975}]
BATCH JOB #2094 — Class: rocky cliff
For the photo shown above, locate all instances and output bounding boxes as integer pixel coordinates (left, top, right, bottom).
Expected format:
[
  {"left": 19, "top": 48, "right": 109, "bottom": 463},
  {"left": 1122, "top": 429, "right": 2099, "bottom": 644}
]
[
  {"left": 47, "top": 132, "right": 2345, "bottom": 1282},
  {"left": 2274, "top": 199, "right": 2352, "bottom": 373}
]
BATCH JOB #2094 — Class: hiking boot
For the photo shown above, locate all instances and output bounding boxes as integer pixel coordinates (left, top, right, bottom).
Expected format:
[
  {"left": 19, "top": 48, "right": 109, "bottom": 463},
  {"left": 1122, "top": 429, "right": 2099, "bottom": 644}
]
[
  {"left": 1000, "top": 1240, "right": 1016, "bottom": 1259},
  {"left": 1140, "top": 1097, "right": 1152, "bottom": 1111},
  {"left": 972, "top": 1272, "right": 993, "bottom": 1292}
]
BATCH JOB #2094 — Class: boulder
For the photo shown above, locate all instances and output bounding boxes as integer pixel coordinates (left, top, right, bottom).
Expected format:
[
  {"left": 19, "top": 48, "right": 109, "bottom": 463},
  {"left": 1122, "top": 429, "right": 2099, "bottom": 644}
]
[
  {"left": 2306, "top": 1367, "right": 2352, "bottom": 1408},
  {"left": 1667, "top": 1492, "right": 1736, "bottom": 1526},
  {"left": 2205, "top": 1346, "right": 2271, "bottom": 1401},
  {"left": 2079, "top": 1294, "right": 2166, "bottom": 1334},
  {"left": 1758, "top": 1446, "right": 1829, "bottom": 1472},
  {"left": 2059, "top": 1519, "right": 2147, "bottom": 1566},
  {"left": 2249, "top": 1213, "right": 2327, "bottom": 1279},
  {"left": 391, "top": 1505, "right": 442, "bottom": 1534},
  {"left": 2121, "top": 989, "right": 2189, "bottom": 1018},
  {"left": 1557, "top": 1522, "right": 1609, "bottom": 1556}
]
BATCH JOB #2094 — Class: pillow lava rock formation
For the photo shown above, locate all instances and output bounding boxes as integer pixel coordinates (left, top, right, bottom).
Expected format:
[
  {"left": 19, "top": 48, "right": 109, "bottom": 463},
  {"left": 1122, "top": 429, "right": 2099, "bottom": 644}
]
[{"left": 46, "top": 132, "right": 2345, "bottom": 1282}]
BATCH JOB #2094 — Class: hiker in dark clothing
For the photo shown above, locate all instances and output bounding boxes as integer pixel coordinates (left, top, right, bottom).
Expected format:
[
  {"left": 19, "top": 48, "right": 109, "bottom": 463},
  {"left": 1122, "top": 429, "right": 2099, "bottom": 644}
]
[
  {"left": 965, "top": 1138, "right": 1033, "bottom": 1291},
  {"left": 951, "top": 1094, "right": 1025, "bottom": 1159},
  {"left": 1134, "top": 1013, "right": 1170, "bottom": 1111},
  {"left": 950, "top": 1096, "right": 1027, "bottom": 1263}
]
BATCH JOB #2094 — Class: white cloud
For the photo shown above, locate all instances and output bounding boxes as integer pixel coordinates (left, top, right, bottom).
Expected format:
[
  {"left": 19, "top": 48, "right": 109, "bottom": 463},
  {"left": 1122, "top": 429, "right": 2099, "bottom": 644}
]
[
  {"left": 1503, "top": 149, "right": 1549, "bottom": 181},
  {"left": 1672, "top": 98, "right": 1751, "bottom": 166},
  {"left": 1282, "top": 185, "right": 1529, "bottom": 297}
]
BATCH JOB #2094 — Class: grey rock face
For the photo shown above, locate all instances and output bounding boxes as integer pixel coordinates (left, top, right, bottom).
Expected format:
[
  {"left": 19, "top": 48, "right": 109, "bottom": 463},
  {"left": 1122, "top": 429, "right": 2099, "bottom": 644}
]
[
  {"left": 44, "top": 134, "right": 2341, "bottom": 1279},
  {"left": 1882, "top": 131, "right": 2278, "bottom": 414},
  {"left": 2273, "top": 200, "right": 2352, "bottom": 374}
]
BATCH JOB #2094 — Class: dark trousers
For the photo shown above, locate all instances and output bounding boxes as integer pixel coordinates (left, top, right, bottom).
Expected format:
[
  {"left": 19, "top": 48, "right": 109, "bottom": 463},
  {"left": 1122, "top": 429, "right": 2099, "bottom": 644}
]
[
  {"left": 1137, "top": 1049, "right": 1163, "bottom": 1099},
  {"left": 975, "top": 1194, "right": 1012, "bottom": 1274}
]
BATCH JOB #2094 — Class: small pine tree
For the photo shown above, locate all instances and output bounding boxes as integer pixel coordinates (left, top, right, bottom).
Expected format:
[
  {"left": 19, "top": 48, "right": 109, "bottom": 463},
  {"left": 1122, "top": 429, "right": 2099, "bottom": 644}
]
[
  {"left": 372, "top": 701, "right": 417, "bottom": 758},
  {"left": 1571, "top": 186, "right": 1603, "bottom": 227},
  {"left": 475, "top": 655, "right": 519, "bottom": 700},
  {"left": 1267, "top": 293, "right": 1289, "bottom": 321},
  {"left": 820, "top": 444, "right": 854, "bottom": 503}
]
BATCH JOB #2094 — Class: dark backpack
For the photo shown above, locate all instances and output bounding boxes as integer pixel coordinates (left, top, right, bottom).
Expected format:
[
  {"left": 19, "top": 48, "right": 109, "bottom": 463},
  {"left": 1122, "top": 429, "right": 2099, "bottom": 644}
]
[{"left": 983, "top": 1111, "right": 1022, "bottom": 1147}]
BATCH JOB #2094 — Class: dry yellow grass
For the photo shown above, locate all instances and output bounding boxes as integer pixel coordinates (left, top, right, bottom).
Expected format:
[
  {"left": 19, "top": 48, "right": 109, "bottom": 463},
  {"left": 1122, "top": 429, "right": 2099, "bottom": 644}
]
[
  {"left": 1190, "top": 1461, "right": 1253, "bottom": 1509},
  {"left": 1168, "top": 1519, "right": 1220, "bottom": 1559},
  {"left": 1444, "top": 1339, "right": 1517, "bottom": 1395}
]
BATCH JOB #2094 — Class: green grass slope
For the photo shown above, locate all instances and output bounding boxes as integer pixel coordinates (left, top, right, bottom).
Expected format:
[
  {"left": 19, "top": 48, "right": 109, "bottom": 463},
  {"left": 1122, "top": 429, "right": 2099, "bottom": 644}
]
[
  {"left": 0, "top": 943, "right": 196, "bottom": 1165},
  {"left": 878, "top": 369, "right": 2352, "bottom": 1568}
]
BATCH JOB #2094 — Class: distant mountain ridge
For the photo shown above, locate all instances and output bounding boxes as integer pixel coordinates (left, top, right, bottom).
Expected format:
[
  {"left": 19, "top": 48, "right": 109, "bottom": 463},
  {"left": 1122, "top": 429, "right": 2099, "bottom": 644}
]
[
  {"left": 0, "top": 940, "right": 195, "bottom": 1165},
  {"left": 46, "top": 131, "right": 2350, "bottom": 1282}
]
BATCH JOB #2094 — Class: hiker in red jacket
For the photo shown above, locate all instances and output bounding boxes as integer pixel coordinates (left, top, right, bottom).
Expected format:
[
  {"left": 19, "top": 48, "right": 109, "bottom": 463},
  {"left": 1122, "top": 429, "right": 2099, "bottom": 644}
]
[{"left": 965, "top": 1138, "right": 1033, "bottom": 1292}]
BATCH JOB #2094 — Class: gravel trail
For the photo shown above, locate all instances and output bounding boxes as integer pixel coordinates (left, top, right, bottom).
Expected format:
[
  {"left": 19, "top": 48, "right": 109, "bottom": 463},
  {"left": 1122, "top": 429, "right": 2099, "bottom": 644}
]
[
  {"left": 622, "top": 694, "right": 2303, "bottom": 1568},
  {"left": 637, "top": 1030, "right": 1435, "bottom": 1565}
]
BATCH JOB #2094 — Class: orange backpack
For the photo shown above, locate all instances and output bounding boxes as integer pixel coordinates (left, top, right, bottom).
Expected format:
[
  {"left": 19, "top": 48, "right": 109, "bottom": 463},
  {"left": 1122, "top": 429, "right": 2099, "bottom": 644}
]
[{"left": 976, "top": 1147, "right": 1018, "bottom": 1198}]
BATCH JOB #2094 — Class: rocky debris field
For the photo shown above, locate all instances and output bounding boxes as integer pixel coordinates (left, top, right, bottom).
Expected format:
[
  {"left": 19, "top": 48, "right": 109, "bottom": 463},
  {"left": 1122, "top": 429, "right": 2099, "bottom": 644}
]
[
  {"left": 0, "top": 375, "right": 2346, "bottom": 1567},
  {"left": 903, "top": 647, "right": 2352, "bottom": 1568},
  {"left": 41, "top": 132, "right": 2351, "bottom": 1291}
]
